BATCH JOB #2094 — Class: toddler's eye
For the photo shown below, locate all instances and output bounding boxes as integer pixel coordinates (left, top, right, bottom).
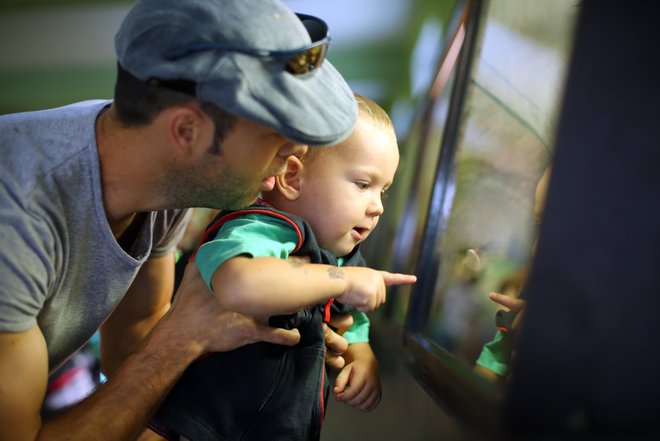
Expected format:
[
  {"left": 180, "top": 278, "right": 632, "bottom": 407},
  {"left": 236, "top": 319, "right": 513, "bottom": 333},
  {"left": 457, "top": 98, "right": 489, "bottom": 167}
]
[
  {"left": 381, "top": 190, "right": 389, "bottom": 200},
  {"left": 356, "top": 181, "right": 369, "bottom": 190}
]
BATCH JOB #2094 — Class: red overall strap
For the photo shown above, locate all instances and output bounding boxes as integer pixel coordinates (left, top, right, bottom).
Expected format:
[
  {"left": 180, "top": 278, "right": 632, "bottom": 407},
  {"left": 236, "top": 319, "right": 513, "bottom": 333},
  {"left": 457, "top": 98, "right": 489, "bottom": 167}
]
[
  {"left": 189, "top": 208, "right": 304, "bottom": 261},
  {"left": 322, "top": 298, "right": 335, "bottom": 323},
  {"left": 319, "top": 362, "right": 326, "bottom": 427}
]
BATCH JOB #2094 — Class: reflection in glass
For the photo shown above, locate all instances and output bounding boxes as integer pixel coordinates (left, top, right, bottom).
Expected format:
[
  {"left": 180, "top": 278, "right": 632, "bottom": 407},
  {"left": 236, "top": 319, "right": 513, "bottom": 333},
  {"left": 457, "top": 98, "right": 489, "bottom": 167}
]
[{"left": 422, "top": 0, "right": 578, "bottom": 371}]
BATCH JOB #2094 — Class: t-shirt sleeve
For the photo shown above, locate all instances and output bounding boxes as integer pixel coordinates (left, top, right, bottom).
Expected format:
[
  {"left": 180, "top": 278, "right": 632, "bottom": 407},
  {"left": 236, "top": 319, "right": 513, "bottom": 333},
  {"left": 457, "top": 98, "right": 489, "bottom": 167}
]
[
  {"left": 150, "top": 209, "right": 193, "bottom": 257},
  {"left": 195, "top": 213, "right": 299, "bottom": 290},
  {"left": 475, "top": 330, "right": 511, "bottom": 377},
  {"left": 0, "top": 189, "right": 54, "bottom": 332},
  {"left": 334, "top": 256, "right": 371, "bottom": 344},
  {"left": 343, "top": 311, "right": 371, "bottom": 344}
]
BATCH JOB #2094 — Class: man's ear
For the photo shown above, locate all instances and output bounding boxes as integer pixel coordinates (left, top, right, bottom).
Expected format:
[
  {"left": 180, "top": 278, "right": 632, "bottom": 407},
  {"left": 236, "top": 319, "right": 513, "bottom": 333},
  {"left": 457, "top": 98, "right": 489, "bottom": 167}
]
[
  {"left": 275, "top": 156, "right": 305, "bottom": 201},
  {"left": 168, "top": 103, "right": 209, "bottom": 156}
]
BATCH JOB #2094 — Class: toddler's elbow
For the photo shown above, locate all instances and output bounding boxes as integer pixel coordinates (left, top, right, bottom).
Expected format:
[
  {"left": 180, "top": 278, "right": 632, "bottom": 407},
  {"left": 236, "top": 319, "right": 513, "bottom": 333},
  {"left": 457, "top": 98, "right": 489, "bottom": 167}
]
[
  {"left": 215, "top": 286, "right": 248, "bottom": 311},
  {"left": 212, "top": 259, "right": 253, "bottom": 312}
]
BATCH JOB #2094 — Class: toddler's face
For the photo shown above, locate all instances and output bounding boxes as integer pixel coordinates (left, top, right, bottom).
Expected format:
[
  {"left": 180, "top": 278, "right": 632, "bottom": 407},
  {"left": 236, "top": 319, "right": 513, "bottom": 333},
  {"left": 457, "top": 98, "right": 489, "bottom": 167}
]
[{"left": 296, "top": 117, "right": 399, "bottom": 256}]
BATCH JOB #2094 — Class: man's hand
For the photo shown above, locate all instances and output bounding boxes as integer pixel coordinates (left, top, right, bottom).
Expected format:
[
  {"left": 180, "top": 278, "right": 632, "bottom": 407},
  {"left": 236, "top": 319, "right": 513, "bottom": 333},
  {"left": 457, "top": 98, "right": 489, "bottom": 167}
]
[
  {"left": 323, "top": 313, "right": 353, "bottom": 370},
  {"left": 163, "top": 262, "right": 300, "bottom": 354}
]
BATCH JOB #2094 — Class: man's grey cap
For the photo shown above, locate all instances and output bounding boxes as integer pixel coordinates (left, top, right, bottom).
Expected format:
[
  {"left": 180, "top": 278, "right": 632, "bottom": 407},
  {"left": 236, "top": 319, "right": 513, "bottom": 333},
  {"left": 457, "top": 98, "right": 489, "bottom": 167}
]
[{"left": 115, "top": 0, "right": 357, "bottom": 146}]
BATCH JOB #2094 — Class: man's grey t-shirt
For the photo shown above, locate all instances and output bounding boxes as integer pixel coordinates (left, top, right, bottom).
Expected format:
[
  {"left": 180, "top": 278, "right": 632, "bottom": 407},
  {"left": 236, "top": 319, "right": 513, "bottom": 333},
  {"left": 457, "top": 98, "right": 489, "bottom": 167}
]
[{"left": 0, "top": 100, "right": 190, "bottom": 371}]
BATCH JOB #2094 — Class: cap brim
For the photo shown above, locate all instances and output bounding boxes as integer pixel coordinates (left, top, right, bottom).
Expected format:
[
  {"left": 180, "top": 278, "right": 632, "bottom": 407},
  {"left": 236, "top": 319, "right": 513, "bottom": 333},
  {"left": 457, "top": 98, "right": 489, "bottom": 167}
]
[{"left": 197, "top": 54, "right": 357, "bottom": 146}]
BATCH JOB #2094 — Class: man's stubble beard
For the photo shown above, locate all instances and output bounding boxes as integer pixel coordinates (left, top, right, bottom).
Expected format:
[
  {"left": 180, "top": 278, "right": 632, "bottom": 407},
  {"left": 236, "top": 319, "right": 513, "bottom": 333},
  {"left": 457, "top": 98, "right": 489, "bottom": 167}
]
[{"left": 163, "top": 160, "right": 261, "bottom": 211}]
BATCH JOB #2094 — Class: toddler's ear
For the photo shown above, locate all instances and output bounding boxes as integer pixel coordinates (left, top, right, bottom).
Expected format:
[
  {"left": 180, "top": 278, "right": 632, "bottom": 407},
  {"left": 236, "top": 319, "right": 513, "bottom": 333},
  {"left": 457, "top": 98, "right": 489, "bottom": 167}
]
[{"left": 275, "top": 156, "right": 305, "bottom": 201}]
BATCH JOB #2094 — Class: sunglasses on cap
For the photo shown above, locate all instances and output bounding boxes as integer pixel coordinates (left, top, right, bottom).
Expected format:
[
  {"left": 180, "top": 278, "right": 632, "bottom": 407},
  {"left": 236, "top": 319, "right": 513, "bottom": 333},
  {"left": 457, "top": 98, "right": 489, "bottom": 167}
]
[{"left": 165, "top": 13, "right": 330, "bottom": 75}]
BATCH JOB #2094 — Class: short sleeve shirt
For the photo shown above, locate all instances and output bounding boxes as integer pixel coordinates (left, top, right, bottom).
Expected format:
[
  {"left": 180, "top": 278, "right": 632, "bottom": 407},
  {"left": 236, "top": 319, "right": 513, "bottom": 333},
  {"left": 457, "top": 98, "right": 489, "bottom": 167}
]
[{"left": 0, "top": 101, "right": 191, "bottom": 370}]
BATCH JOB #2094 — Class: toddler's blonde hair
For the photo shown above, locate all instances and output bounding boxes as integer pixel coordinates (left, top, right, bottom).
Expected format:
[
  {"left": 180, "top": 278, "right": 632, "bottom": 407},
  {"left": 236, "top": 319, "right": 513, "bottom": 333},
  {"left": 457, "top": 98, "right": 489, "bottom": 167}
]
[{"left": 302, "top": 93, "right": 394, "bottom": 164}]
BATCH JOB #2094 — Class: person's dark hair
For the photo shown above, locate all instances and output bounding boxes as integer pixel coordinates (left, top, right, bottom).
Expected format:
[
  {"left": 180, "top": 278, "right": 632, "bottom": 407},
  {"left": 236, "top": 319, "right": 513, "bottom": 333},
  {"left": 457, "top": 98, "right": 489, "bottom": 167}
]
[{"left": 114, "top": 63, "right": 237, "bottom": 146}]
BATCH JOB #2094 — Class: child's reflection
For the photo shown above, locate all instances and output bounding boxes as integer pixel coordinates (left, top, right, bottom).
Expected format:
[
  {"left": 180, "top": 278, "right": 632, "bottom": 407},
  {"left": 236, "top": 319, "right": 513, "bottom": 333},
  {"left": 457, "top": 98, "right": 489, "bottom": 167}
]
[{"left": 474, "top": 167, "right": 551, "bottom": 382}]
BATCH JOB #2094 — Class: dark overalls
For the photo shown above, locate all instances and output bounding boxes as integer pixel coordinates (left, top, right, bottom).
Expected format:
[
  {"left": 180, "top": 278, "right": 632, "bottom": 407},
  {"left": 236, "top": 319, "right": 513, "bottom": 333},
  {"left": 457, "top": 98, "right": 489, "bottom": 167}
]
[{"left": 150, "top": 201, "right": 363, "bottom": 441}]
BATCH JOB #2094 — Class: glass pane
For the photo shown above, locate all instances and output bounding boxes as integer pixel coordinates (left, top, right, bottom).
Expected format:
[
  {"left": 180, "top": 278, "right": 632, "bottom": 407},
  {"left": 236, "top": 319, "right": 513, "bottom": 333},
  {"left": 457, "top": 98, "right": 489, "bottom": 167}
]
[
  {"left": 422, "top": 0, "right": 579, "bottom": 371},
  {"left": 361, "top": 0, "right": 467, "bottom": 326},
  {"left": 387, "top": 67, "right": 462, "bottom": 325}
]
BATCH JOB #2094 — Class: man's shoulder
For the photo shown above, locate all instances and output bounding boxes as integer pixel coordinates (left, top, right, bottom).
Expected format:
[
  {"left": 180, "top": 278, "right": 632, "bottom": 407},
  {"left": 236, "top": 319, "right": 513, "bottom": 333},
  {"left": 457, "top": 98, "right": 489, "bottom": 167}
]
[
  {"left": 1, "top": 100, "right": 110, "bottom": 195},
  {"left": 1, "top": 100, "right": 110, "bottom": 124},
  {"left": 0, "top": 100, "right": 111, "bottom": 154}
]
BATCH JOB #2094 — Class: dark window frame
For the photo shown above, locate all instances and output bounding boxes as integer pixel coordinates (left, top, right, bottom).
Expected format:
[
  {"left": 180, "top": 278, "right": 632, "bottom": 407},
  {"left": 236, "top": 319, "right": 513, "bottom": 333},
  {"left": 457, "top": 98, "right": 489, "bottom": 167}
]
[{"left": 400, "top": 0, "right": 505, "bottom": 438}]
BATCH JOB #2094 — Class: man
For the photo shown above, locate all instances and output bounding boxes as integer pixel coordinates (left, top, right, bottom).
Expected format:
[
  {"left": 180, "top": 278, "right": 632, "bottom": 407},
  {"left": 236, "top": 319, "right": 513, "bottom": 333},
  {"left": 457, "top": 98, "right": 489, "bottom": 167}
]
[{"left": 0, "top": 1, "right": 357, "bottom": 440}]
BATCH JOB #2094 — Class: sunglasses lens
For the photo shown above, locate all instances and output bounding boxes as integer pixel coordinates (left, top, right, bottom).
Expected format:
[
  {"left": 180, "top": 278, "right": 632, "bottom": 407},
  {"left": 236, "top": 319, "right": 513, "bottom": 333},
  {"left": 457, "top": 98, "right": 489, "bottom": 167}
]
[{"left": 285, "top": 43, "right": 328, "bottom": 74}]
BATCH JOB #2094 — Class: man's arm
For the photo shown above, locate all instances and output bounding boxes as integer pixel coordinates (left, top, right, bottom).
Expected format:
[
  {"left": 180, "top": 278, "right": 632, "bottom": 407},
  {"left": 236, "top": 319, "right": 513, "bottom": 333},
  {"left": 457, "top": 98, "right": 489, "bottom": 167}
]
[
  {"left": 0, "top": 327, "right": 48, "bottom": 441},
  {"left": 100, "top": 254, "right": 175, "bottom": 376},
  {"left": 0, "top": 322, "right": 190, "bottom": 441},
  {"left": 0, "top": 262, "right": 300, "bottom": 441}
]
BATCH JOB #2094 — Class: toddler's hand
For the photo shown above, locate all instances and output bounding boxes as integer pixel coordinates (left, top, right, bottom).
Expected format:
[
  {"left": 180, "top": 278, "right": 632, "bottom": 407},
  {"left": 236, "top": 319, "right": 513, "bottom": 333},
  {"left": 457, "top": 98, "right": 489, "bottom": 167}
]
[
  {"left": 340, "top": 268, "right": 416, "bottom": 312},
  {"left": 333, "top": 355, "right": 381, "bottom": 412}
]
